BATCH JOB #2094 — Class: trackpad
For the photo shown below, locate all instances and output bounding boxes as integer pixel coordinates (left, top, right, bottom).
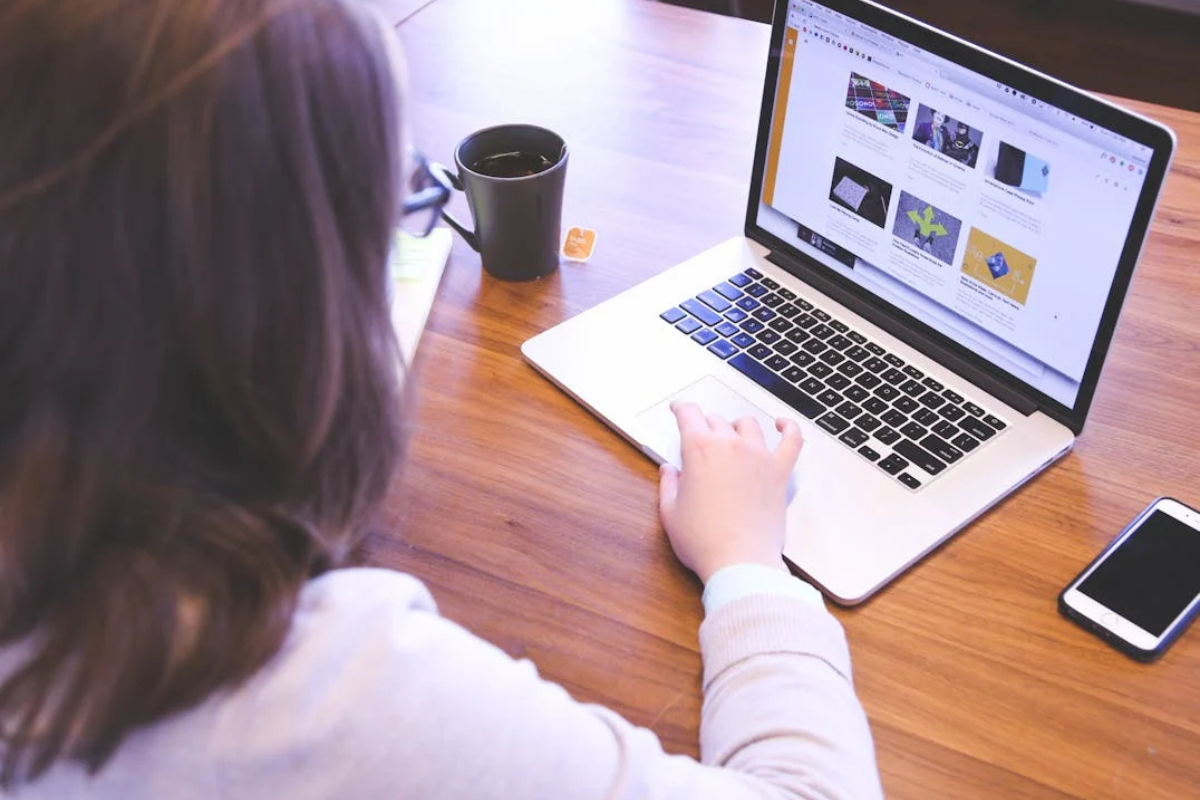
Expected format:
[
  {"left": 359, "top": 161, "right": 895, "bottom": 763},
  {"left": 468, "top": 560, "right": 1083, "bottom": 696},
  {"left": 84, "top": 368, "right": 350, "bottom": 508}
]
[{"left": 634, "top": 375, "right": 785, "bottom": 470}]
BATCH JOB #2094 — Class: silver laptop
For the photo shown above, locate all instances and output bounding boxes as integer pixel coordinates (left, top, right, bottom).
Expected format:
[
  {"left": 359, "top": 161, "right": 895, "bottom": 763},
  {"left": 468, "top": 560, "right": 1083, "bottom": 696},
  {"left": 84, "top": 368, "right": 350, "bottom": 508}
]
[{"left": 522, "top": 0, "right": 1176, "bottom": 604}]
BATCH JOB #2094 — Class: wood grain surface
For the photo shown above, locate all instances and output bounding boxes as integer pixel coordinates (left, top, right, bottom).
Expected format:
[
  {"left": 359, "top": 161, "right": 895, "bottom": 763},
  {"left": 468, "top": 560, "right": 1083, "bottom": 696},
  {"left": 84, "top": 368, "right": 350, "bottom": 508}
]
[{"left": 370, "top": 1, "right": 1200, "bottom": 797}]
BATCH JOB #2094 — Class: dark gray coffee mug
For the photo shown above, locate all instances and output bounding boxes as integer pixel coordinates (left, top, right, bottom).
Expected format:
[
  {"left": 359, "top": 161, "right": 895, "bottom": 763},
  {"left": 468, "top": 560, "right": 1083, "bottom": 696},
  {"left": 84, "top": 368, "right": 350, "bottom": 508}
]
[{"left": 434, "top": 124, "right": 568, "bottom": 282}]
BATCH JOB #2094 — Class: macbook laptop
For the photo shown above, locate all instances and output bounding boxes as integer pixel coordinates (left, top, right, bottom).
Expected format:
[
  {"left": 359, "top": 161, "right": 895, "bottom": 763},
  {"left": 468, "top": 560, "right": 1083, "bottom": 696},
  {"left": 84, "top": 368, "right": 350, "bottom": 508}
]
[{"left": 522, "top": 0, "right": 1176, "bottom": 604}]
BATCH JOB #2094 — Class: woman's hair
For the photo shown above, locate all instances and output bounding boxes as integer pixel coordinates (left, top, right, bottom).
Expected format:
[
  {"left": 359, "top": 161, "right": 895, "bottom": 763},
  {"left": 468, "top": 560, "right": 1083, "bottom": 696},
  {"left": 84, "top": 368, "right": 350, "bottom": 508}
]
[{"left": 0, "top": 0, "right": 405, "bottom": 783}]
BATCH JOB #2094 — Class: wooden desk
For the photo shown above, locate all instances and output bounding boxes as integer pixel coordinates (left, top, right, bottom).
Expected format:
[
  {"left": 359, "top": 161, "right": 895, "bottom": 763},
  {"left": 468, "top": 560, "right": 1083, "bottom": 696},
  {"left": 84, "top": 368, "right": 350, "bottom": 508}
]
[{"left": 372, "top": 1, "right": 1200, "bottom": 797}]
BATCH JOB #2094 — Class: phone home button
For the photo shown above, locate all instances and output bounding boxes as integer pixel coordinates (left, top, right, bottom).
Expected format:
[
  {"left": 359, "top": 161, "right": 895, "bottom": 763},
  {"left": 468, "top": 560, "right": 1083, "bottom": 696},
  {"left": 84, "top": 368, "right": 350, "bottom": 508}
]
[{"left": 1100, "top": 612, "right": 1120, "bottom": 629}]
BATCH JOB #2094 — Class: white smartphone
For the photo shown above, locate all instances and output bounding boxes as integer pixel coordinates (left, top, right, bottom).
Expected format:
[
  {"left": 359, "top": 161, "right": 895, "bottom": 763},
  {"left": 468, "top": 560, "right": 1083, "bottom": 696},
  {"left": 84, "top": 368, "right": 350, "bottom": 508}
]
[{"left": 1059, "top": 497, "right": 1200, "bottom": 662}]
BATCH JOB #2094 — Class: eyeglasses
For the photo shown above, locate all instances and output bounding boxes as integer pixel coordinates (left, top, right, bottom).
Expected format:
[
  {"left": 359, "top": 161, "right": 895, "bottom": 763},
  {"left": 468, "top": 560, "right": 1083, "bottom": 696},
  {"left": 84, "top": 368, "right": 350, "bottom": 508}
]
[{"left": 400, "top": 152, "right": 452, "bottom": 237}]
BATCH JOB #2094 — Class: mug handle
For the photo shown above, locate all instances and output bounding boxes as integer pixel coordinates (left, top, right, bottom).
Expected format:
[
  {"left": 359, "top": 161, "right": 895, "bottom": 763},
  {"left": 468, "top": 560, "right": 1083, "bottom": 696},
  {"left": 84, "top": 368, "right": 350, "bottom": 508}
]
[{"left": 429, "top": 161, "right": 479, "bottom": 252}]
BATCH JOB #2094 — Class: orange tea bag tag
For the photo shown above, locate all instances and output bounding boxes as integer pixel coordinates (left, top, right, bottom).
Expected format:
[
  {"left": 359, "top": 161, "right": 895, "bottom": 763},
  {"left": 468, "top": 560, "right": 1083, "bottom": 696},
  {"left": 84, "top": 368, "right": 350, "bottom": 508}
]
[{"left": 562, "top": 226, "right": 597, "bottom": 262}]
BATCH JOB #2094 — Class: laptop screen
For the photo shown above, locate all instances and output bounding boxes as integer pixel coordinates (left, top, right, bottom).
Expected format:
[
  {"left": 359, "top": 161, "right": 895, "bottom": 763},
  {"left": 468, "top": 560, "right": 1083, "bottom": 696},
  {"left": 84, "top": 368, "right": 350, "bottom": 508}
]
[{"left": 749, "top": 0, "right": 1174, "bottom": 427}]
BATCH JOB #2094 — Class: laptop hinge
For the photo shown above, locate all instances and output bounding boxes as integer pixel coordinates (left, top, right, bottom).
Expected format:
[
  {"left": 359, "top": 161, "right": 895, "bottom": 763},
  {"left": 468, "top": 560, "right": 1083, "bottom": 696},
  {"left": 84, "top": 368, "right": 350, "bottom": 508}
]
[{"left": 766, "top": 248, "right": 1039, "bottom": 417}]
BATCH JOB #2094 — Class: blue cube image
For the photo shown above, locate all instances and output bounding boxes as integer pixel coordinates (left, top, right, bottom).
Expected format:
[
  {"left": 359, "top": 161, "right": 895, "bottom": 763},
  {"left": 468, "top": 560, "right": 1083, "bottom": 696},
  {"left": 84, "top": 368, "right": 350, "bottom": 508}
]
[{"left": 986, "top": 251, "right": 1009, "bottom": 280}]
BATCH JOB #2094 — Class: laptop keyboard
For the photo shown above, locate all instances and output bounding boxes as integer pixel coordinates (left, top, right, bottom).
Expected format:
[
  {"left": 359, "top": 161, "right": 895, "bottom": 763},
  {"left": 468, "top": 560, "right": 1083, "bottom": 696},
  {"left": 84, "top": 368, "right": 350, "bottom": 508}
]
[{"left": 660, "top": 267, "right": 1008, "bottom": 491}]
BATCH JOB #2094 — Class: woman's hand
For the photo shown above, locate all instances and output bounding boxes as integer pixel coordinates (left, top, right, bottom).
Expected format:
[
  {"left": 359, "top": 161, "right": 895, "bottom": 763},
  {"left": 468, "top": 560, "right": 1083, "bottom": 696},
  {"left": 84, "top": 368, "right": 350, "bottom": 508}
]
[{"left": 658, "top": 401, "right": 804, "bottom": 583}]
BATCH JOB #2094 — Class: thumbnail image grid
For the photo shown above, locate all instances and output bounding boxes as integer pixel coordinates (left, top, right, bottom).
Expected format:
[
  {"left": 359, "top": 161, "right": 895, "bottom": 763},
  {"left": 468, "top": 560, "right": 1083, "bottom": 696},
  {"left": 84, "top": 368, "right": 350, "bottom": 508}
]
[
  {"left": 961, "top": 227, "right": 1037, "bottom": 305},
  {"left": 845, "top": 72, "right": 911, "bottom": 133},
  {"left": 912, "top": 104, "right": 984, "bottom": 167},
  {"left": 993, "top": 142, "right": 1051, "bottom": 194},
  {"left": 892, "top": 190, "right": 963, "bottom": 265},
  {"left": 829, "top": 157, "right": 893, "bottom": 228}
]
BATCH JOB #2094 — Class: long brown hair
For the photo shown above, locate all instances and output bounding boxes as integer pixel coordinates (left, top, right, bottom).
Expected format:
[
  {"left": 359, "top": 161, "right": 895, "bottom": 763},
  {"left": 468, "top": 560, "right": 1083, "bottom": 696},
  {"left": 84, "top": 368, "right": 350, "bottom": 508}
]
[{"left": 0, "top": 0, "right": 405, "bottom": 783}]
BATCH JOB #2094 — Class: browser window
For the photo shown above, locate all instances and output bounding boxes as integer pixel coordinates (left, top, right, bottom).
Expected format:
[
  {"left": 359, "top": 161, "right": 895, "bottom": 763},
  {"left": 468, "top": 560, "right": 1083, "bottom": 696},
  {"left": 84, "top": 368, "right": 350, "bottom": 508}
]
[{"left": 756, "top": 0, "right": 1150, "bottom": 406}]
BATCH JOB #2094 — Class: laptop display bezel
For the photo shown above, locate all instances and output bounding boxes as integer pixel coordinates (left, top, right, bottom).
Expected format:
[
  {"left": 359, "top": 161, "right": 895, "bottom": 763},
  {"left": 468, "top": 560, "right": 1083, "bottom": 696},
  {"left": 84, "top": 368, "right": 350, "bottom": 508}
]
[{"left": 743, "top": 0, "right": 1176, "bottom": 434}]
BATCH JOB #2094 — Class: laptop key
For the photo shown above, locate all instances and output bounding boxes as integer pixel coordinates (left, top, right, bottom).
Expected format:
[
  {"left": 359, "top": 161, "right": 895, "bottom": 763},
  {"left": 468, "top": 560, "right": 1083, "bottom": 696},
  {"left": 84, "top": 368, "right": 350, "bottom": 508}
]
[
  {"left": 723, "top": 308, "right": 748, "bottom": 323},
  {"left": 809, "top": 324, "right": 834, "bottom": 339},
  {"left": 921, "top": 376, "right": 944, "bottom": 392},
  {"left": 740, "top": 319, "right": 765, "bottom": 334},
  {"left": 798, "top": 377, "right": 824, "bottom": 395},
  {"left": 984, "top": 414, "right": 1007, "bottom": 430},
  {"left": 903, "top": 365, "right": 924, "bottom": 380},
  {"left": 774, "top": 340, "right": 799, "bottom": 356},
  {"left": 756, "top": 329, "right": 781, "bottom": 345},
  {"left": 795, "top": 298, "right": 814, "bottom": 311},
  {"left": 778, "top": 287, "right": 797, "bottom": 301},
  {"left": 921, "top": 434, "right": 964, "bottom": 463},
  {"left": 839, "top": 428, "right": 869, "bottom": 448},
  {"left": 826, "top": 374, "right": 851, "bottom": 391},
  {"left": 942, "top": 388, "right": 965, "bottom": 404},
  {"left": 707, "top": 339, "right": 738, "bottom": 359},
  {"left": 697, "top": 289, "right": 732, "bottom": 313},
  {"left": 752, "top": 307, "right": 776, "bottom": 322},
  {"left": 863, "top": 356, "right": 887, "bottom": 373},
  {"left": 884, "top": 353, "right": 905, "bottom": 368},
  {"left": 879, "top": 453, "right": 908, "bottom": 474},
  {"left": 856, "top": 414, "right": 881, "bottom": 432},
  {"left": 682, "top": 298, "right": 721, "bottom": 326},
  {"left": 858, "top": 445, "right": 881, "bottom": 461},
  {"left": 900, "top": 421, "right": 928, "bottom": 440},
  {"left": 785, "top": 327, "right": 810, "bottom": 344},
  {"left": 790, "top": 351, "right": 816, "bottom": 367},
  {"left": 727, "top": 353, "right": 825, "bottom": 420},
  {"left": 816, "top": 412, "right": 850, "bottom": 435},
  {"left": 844, "top": 385, "right": 869, "bottom": 403},
  {"left": 794, "top": 313, "right": 817, "bottom": 328},
  {"left": 844, "top": 345, "right": 869, "bottom": 361},
  {"left": 802, "top": 339, "right": 828, "bottom": 354},
  {"left": 918, "top": 392, "right": 947, "bottom": 409},
  {"left": 864, "top": 342, "right": 885, "bottom": 356},
  {"left": 776, "top": 303, "right": 800, "bottom": 318},
  {"left": 748, "top": 344, "right": 772, "bottom": 360},
  {"left": 894, "top": 396, "right": 919, "bottom": 413},
  {"left": 760, "top": 292, "right": 784, "bottom": 308},
  {"left": 676, "top": 317, "right": 702, "bottom": 334},
  {"left": 820, "top": 350, "right": 846, "bottom": 366},
  {"left": 900, "top": 379, "right": 925, "bottom": 396},
  {"left": 782, "top": 366, "right": 806, "bottom": 383},
  {"left": 892, "top": 439, "right": 947, "bottom": 475},
  {"left": 808, "top": 362, "right": 833, "bottom": 379},
  {"left": 939, "top": 404, "right": 966, "bottom": 422},
  {"left": 691, "top": 328, "right": 718, "bottom": 345},
  {"left": 933, "top": 420, "right": 958, "bottom": 439},
  {"left": 874, "top": 384, "right": 900, "bottom": 402},
  {"left": 714, "top": 282, "right": 744, "bottom": 301},
  {"left": 827, "top": 334, "right": 853, "bottom": 350},
  {"left": 661, "top": 307, "right": 686, "bottom": 323},
  {"left": 838, "top": 362, "right": 864, "bottom": 379},
  {"left": 736, "top": 296, "right": 760, "bottom": 311},
  {"left": 881, "top": 368, "right": 905, "bottom": 385},
  {"left": 913, "top": 408, "right": 939, "bottom": 426},
  {"left": 953, "top": 433, "right": 980, "bottom": 452},
  {"left": 882, "top": 409, "right": 907, "bottom": 427},
  {"left": 847, "top": 331, "right": 867, "bottom": 344},
  {"left": 811, "top": 309, "right": 832, "bottom": 322},
  {"left": 731, "top": 332, "right": 755, "bottom": 348},
  {"left": 768, "top": 317, "right": 793, "bottom": 332},
  {"left": 958, "top": 416, "right": 996, "bottom": 440},
  {"left": 730, "top": 271, "right": 754, "bottom": 286},
  {"left": 715, "top": 321, "right": 739, "bottom": 338},
  {"left": 855, "top": 373, "right": 882, "bottom": 390},
  {"left": 874, "top": 426, "right": 901, "bottom": 446},
  {"left": 745, "top": 283, "right": 768, "bottom": 297},
  {"left": 836, "top": 401, "right": 863, "bottom": 420},
  {"left": 962, "top": 401, "right": 985, "bottom": 417},
  {"left": 760, "top": 276, "right": 780, "bottom": 290},
  {"left": 863, "top": 396, "right": 887, "bottom": 415},
  {"left": 817, "top": 389, "right": 843, "bottom": 407},
  {"left": 829, "top": 320, "right": 849, "bottom": 333},
  {"left": 765, "top": 355, "right": 790, "bottom": 371},
  {"left": 897, "top": 473, "right": 922, "bottom": 490}
]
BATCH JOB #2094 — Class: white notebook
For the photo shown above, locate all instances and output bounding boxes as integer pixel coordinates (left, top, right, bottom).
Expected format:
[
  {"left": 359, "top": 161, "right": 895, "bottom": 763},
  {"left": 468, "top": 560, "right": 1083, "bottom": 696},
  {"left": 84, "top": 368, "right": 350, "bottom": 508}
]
[{"left": 389, "top": 226, "right": 452, "bottom": 367}]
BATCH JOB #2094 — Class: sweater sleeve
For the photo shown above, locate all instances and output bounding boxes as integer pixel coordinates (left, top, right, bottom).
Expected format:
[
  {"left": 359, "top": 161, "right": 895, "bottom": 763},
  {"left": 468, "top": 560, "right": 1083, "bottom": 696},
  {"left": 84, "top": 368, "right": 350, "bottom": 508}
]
[{"left": 214, "top": 568, "right": 883, "bottom": 800}]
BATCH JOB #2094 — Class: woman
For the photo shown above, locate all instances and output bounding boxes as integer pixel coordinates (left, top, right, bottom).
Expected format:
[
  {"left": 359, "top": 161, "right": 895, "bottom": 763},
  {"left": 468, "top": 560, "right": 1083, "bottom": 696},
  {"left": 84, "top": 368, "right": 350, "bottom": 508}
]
[{"left": 0, "top": 0, "right": 883, "bottom": 796}]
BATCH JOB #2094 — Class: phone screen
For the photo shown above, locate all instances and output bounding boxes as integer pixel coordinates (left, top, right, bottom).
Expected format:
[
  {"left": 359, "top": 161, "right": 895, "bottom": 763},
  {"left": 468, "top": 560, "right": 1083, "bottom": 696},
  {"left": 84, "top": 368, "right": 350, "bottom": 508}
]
[{"left": 1077, "top": 510, "right": 1200, "bottom": 636}]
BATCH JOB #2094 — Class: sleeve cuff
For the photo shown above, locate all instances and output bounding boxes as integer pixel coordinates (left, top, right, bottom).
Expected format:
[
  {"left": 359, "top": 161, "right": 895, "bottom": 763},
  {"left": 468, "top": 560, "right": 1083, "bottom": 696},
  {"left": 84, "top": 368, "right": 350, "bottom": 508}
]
[{"left": 701, "top": 563, "right": 825, "bottom": 616}]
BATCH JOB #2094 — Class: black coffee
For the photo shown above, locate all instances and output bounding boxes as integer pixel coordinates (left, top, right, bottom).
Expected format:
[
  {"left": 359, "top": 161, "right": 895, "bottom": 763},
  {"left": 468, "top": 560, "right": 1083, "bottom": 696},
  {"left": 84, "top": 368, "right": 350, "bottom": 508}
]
[{"left": 470, "top": 150, "right": 555, "bottom": 178}]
